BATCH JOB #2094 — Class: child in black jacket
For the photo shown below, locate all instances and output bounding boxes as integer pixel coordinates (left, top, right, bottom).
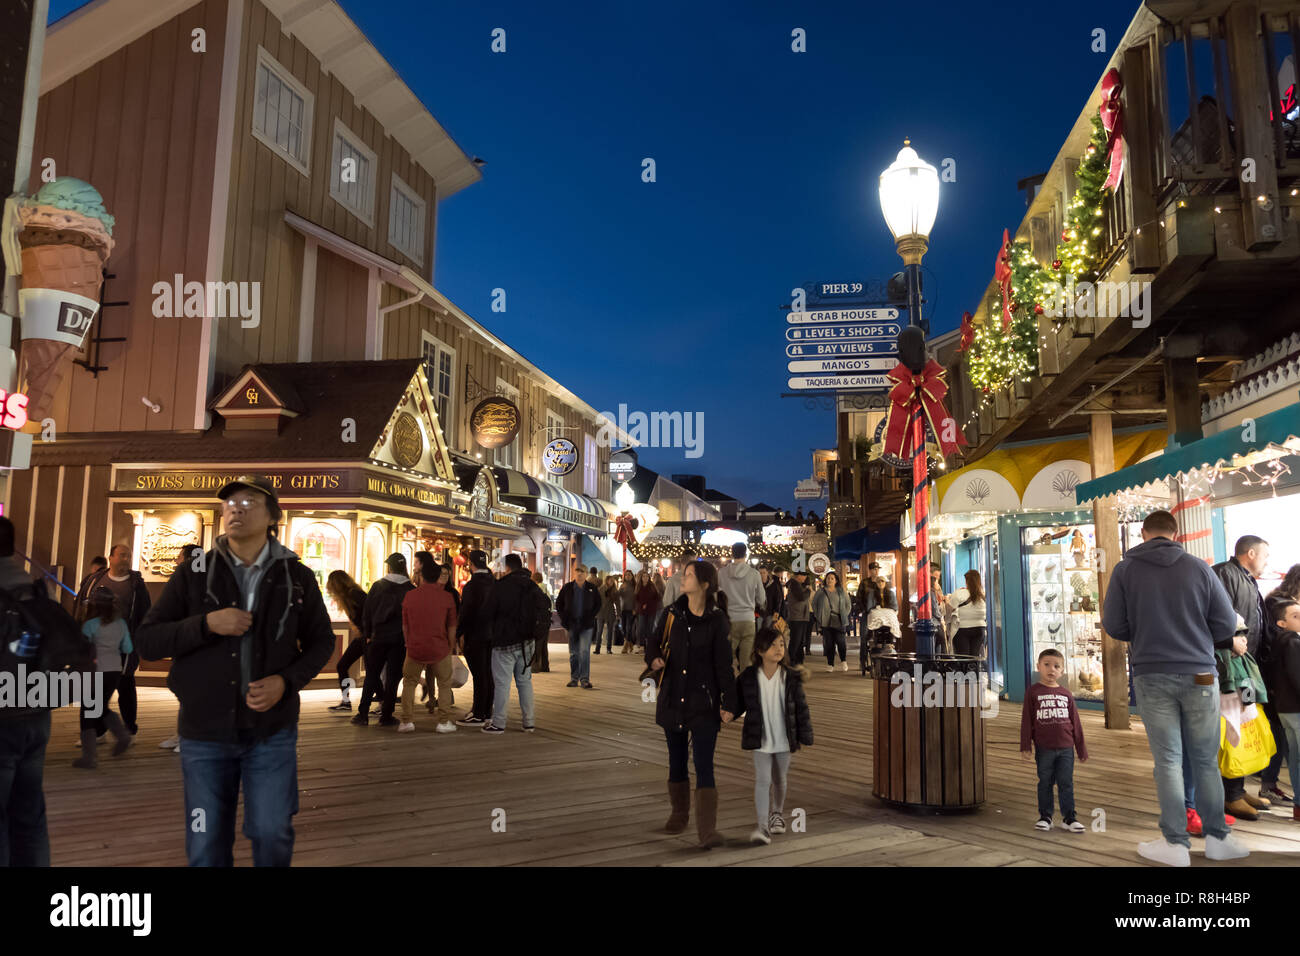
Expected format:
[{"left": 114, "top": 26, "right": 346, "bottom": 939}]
[{"left": 729, "top": 626, "right": 814, "bottom": 845}]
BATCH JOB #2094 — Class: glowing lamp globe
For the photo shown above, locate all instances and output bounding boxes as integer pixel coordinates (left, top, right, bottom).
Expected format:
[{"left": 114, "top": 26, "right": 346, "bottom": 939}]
[
  {"left": 614, "top": 482, "right": 635, "bottom": 511},
  {"left": 879, "top": 140, "right": 939, "bottom": 265}
]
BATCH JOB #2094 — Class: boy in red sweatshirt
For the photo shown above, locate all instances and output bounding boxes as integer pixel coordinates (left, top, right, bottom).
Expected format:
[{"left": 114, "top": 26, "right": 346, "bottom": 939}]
[{"left": 1021, "top": 648, "right": 1088, "bottom": 832}]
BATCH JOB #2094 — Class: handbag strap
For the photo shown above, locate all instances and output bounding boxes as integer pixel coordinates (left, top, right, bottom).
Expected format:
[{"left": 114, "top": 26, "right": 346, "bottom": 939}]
[{"left": 655, "top": 611, "right": 675, "bottom": 687}]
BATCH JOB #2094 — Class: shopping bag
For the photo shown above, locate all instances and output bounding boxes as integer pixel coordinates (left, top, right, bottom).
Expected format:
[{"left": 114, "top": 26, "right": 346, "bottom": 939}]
[
  {"left": 450, "top": 655, "right": 470, "bottom": 689},
  {"left": 1218, "top": 710, "right": 1277, "bottom": 778}
]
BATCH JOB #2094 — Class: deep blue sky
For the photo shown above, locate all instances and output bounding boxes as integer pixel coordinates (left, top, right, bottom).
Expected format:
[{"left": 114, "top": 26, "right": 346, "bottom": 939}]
[{"left": 52, "top": 0, "right": 1142, "bottom": 511}]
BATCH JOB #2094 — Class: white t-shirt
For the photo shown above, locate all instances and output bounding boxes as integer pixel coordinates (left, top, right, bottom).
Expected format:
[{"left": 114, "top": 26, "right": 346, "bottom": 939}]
[
  {"left": 950, "top": 588, "right": 987, "bottom": 628},
  {"left": 758, "top": 666, "right": 790, "bottom": 753}
]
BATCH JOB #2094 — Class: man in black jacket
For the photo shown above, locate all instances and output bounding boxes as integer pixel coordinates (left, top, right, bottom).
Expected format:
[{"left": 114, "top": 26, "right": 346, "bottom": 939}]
[
  {"left": 1212, "top": 534, "right": 1284, "bottom": 812},
  {"left": 556, "top": 566, "right": 601, "bottom": 689},
  {"left": 135, "top": 476, "right": 334, "bottom": 867},
  {"left": 455, "top": 549, "right": 495, "bottom": 726},
  {"left": 74, "top": 543, "right": 151, "bottom": 737},
  {"left": 481, "top": 553, "right": 550, "bottom": 734},
  {"left": 353, "top": 553, "right": 413, "bottom": 727}
]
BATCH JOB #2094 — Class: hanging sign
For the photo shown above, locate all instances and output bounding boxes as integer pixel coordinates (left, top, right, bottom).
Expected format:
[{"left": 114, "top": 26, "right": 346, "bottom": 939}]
[
  {"left": 788, "top": 374, "right": 890, "bottom": 391},
  {"left": 786, "top": 324, "right": 901, "bottom": 342},
  {"left": 786, "top": 341, "right": 898, "bottom": 357},
  {"left": 542, "top": 437, "right": 578, "bottom": 476},
  {"left": 807, "top": 553, "right": 832, "bottom": 576},
  {"left": 786, "top": 309, "right": 899, "bottom": 325},
  {"left": 470, "top": 396, "right": 521, "bottom": 449},
  {"left": 787, "top": 357, "right": 895, "bottom": 374},
  {"left": 609, "top": 448, "right": 637, "bottom": 482}
]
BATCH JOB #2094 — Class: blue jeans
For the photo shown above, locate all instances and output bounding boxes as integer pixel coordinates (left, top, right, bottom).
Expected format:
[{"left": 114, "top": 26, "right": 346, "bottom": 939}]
[
  {"left": 491, "top": 643, "right": 536, "bottom": 729},
  {"left": 180, "top": 726, "right": 299, "bottom": 867},
  {"left": 568, "top": 626, "right": 593, "bottom": 682},
  {"left": 1134, "top": 673, "right": 1228, "bottom": 847},
  {"left": 1034, "top": 746, "right": 1075, "bottom": 820},
  {"left": 0, "top": 710, "right": 51, "bottom": 866},
  {"left": 1279, "top": 713, "right": 1300, "bottom": 799}
]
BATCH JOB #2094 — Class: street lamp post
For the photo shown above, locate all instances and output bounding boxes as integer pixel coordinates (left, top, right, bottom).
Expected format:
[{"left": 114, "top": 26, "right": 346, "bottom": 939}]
[{"left": 879, "top": 140, "right": 940, "bottom": 657}]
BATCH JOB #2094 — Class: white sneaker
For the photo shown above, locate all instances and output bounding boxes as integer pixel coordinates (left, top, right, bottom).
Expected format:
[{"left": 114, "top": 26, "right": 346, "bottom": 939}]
[
  {"left": 826, "top": 665, "right": 835, "bottom": 673},
  {"left": 1205, "top": 833, "right": 1250, "bottom": 861},
  {"left": 1137, "top": 837, "right": 1190, "bottom": 867},
  {"left": 397, "top": 722, "right": 416, "bottom": 733},
  {"left": 159, "top": 736, "right": 179, "bottom": 749},
  {"left": 173, "top": 741, "right": 180, "bottom": 754},
  {"left": 839, "top": 661, "right": 849, "bottom": 672},
  {"left": 435, "top": 721, "right": 457, "bottom": 734},
  {"left": 750, "top": 827, "right": 771, "bottom": 845}
]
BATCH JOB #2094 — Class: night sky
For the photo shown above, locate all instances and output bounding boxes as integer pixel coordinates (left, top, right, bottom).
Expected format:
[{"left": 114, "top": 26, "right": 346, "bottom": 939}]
[{"left": 51, "top": 0, "right": 1142, "bottom": 512}]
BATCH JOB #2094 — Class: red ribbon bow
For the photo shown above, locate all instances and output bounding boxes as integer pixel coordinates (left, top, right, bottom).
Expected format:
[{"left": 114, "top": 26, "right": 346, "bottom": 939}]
[
  {"left": 1100, "top": 68, "right": 1124, "bottom": 191},
  {"left": 880, "top": 359, "right": 965, "bottom": 461},
  {"left": 994, "top": 229, "right": 1013, "bottom": 331},
  {"left": 957, "top": 311, "right": 975, "bottom": 353},
  {"left": 614, "top": 513, "right": 638, "bottom": 547}
]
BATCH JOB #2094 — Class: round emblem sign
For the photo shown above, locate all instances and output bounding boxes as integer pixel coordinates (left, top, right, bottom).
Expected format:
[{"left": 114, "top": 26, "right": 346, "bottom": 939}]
[
  {"left": 543, "top": 438, "right": 579, "bottom": 476},
  {"left": 609, "top": 448, "right": 637, "bottom": 483},
  {"left": 391, "top": 412, "right": 424, "bottom": 469},
  {"left": 470, "top": 396, "right": 521, "bottom": 449},
  {"left": 807, "top": 553, "right": 832, "bottom": 576},
  {"left": 873, "top": 417, "right": 939, "bottom": 473}
]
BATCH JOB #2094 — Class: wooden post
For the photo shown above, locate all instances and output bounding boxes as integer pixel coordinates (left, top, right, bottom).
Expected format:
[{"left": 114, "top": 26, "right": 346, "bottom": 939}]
[
  {"left": 1225, "top": 0, "right": 1283, "bottom": 249},
  {"left": 1163, "top": 355, "right": 1203, "bottom": 447},
  {"left": 1089, "top": 412, "right": 1129, "bottom": 729}
]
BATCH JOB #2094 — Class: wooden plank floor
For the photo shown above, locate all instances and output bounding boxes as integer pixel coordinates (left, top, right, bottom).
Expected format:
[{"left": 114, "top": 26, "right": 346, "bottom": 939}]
[{"left": 39, "top": 645, "right": 1300, "bottom": 866}]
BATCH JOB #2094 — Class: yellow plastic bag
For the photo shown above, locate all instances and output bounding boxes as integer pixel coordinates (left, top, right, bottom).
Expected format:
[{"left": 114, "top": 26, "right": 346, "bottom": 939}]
[{"left": 1218, "top": 711, "right": 1277, "bottom": 778}]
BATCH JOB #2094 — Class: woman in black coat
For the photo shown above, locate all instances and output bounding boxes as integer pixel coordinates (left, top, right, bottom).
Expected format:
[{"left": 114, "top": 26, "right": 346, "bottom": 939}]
[
  {"left": 646, "top": 559, "right": 733, "bottom": 848},
  {"left": 326, "top": 570, "right": 368, "bottom": 713}
]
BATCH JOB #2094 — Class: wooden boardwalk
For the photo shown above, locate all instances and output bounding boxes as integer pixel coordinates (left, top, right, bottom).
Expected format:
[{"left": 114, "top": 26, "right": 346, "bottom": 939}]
[{"left": 39, "top": 647, "right": 1300, "bottom": 866}]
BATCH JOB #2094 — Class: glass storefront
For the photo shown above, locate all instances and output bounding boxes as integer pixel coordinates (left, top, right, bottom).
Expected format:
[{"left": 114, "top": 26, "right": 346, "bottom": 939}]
[{"left": 1021, "top": 522, "right": 1105, "bottom": 703}]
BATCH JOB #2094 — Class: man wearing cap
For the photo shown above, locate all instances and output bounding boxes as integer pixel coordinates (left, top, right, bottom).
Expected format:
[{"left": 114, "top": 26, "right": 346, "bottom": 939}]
[
  {"left": 455, "top": 549, "right": 496, "bottom": 726},
  {"left": 136, "top": 476, "right": 334, "bottom": 867},
  {"left": 354, "top": 553, "right": 414, "bottom": 727}
]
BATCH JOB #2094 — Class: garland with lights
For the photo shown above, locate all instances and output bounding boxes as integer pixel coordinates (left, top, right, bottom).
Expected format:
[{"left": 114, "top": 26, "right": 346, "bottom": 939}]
[{"left": 963, "top": 113, "right": 1112, "bottom": 394}]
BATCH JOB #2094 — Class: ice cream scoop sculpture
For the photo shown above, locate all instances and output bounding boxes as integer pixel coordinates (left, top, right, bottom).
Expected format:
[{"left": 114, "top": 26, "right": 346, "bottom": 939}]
[{"left": 13, "top": 178, "right": 115, "bottom": 421}]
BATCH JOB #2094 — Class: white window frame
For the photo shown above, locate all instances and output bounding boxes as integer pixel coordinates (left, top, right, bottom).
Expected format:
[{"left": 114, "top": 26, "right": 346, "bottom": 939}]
[
  {"left": 545, "top": 410, "right": 566, "bottom": 484},
  {"left": 494, "top": 378, "right": 520, "bottom": 470},
  {"left": 420, "top": 330, "right": 456, "bottom": 440},
  {"left": 583, "top": 433, "right": 597, "bottom": 498},
  {"left": 329, "top": 118, "right": 377, "bottom": 227},
  {"left": 252, "top": 46, "right": 314, "bottom": 176},
  {"left": 388, "top": 172, "right": 426, "bottom": 265}
]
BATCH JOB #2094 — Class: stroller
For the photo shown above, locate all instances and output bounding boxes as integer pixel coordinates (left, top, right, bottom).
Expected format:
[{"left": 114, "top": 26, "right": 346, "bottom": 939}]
[{"left": 861, "top": 606, "right": 901, "bottom": 676}]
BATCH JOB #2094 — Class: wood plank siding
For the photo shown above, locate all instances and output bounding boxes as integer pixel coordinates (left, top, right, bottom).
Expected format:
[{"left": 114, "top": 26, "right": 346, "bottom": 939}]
[
  {"left": 28, "top": 0, "right": 228, "bottom": 434},
  {"left": 217, "top": 0, "right": 438, "bottom": 390}
]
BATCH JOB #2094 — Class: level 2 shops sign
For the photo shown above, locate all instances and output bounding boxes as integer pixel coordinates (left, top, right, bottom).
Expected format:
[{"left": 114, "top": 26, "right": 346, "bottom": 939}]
[{"left": 542, "top": 437, "right": 578, "bottom": 476}]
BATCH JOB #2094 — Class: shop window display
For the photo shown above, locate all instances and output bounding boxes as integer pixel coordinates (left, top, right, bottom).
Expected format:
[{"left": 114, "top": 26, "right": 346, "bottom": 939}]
[
  {"left": 292, "top": 519, "right": 348, "bottom": 622},
  {"left": 1023, "top": 524, "right": 1105, "bottom": 702}
]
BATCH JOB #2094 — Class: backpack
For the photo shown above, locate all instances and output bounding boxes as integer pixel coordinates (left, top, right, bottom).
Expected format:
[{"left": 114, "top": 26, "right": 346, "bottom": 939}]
[
  {"left": 532, "top": 583, "right": 553, "bottom": 643},
  {"left": 0, "top": 580, "right": 95, "bottom": 681}
]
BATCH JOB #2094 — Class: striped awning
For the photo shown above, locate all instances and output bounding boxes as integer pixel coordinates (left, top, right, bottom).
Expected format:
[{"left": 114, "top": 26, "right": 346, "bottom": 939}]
[
  {"left": 1074, "top": 400, "right": 1300, "bottom": 505},
  {"left": 491, "top": 467, "right": 610, "bottom": 535}
]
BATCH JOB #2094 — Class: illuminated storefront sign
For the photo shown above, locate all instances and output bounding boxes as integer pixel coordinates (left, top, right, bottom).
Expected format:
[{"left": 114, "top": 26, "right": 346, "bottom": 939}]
[{"left": 138, "top": 511, "right": 202, "bottom": 581}]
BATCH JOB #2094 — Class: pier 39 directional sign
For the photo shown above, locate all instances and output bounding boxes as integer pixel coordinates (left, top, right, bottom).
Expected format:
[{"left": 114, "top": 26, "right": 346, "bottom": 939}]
[
  {"left": 783, "top": 307, "right": 899, "bottom": 390},
  {"left": 786, "top": 308, "right": 899, "bottom": 325}
]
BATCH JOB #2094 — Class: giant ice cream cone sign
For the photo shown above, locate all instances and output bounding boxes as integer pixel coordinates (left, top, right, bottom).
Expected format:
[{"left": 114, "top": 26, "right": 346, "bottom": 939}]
[{"left": 11, "top": 178, "right": 115, "bottom": 421}]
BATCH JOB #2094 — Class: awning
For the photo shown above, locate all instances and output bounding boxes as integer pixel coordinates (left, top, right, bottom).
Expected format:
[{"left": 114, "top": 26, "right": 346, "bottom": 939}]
[
  {"left": 1075, "top": 401, "right": 1300, "bottom": 505},
  {"left": 833, "top": 526, "right": 903, "bottom": 561},
  {"left": 491, "top": 467, "right": 609, "bottom": 535}
]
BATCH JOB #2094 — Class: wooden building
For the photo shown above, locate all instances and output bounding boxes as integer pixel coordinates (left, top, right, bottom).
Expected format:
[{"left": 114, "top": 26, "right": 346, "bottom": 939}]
[{"left": 6, "top": 0, "right": 625, "bottom": 658}]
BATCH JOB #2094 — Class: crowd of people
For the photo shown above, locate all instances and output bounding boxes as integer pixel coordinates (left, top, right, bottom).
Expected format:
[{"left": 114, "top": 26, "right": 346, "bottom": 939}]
[{"left": 4, "top": 478, "right": 1295, "bottom": 869}]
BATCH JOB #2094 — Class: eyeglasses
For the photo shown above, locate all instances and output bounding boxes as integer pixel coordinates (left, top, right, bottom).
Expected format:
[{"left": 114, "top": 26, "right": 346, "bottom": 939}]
[{"left": 223, "top": 497, "right": 266, "bottom": 510}]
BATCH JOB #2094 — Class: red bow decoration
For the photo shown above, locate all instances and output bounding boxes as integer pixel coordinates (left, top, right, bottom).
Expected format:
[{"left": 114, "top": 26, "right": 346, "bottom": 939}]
[
  {"left": 956, "top": 311, "right": 975, "bottom": 353},
  {"left": 1099, "top": 68, "right": 1124, "bottom": 191},
  {"left": 614, "top": 513, "right": 638, "bottom": 547},
  {"left": 994, "top": 229, "right": 1013, "bottom": 331},
  {"left": 879, "top": 359, "right": 966, "bottom": 460}
]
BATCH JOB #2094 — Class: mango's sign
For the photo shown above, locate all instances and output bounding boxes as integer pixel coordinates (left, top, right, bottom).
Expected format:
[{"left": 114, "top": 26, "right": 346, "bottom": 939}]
[{"left": 364, "top": 476, "right": 448, "bottom": 509}]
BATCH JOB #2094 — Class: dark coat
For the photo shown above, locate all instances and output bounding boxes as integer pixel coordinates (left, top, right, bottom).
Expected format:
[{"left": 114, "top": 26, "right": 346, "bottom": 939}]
[
  {"left": 733, "top": 663, "right": 814, "bottom": 752},
  {"left": 135, "top": 536, "right": 334, "bottom": 743},
  {"left": 556, "top": 579, "right": 601, "bottom": 631},
  {"left": 763, "top": 578, "right": 784, "bottom": 619},
  {"left": 74, "top": 567, "right": 152, "bottom": 632},
  {"left": 340, "top": 584, "right": 367, "bottom": 630},
  {"left": 636, "top": 583, "right": 661, "bottom": 618},
  {"left": 457, "top": 570, "right": 495, "bottom": 645},
  {"left": 1213, "top": 557, "right": 1265, "bottom": 658},
  {"left": 486, "top": 569, "right": 551, "bottom": 648},
  {"left": 363, "top": 577, "right": 413, "bottom": 644},
  {"left": 646, "top": 596, "right": 733, "bottom": 731},
  {"left": 1269, "top": 631, "right": 1300, "bottom": 713}
]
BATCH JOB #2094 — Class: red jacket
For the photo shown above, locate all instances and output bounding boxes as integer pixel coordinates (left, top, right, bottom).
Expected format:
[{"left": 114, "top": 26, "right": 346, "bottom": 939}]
[{"left": 403, "top": 583, "right": 457, "bottom": 664}]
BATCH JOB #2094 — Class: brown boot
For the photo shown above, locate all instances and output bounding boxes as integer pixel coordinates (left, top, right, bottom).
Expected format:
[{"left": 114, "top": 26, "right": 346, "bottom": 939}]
[
  {"left": 1243, "top": 792, "right": 1271, "bottom": 810},
  {"left": 1225, "top": 797, "right": 1259, "bottom": 821},
  {"left": 71, "top": 728, "right": 98, "bottom": 769},
  {"left": 695, "top": 786, "right": 723, "bottom": 849},
  {"left": 664, "top": 780, "right": 690, "bottom": 834}
]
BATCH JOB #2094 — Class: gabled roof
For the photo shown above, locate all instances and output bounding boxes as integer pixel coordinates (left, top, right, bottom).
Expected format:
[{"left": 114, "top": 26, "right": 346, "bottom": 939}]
[
  {"left": 703, "top": 488, "right": 739, "bottom": 503},
  {"left": 745, "top": 502, "right": 780, "bottom": 513}
]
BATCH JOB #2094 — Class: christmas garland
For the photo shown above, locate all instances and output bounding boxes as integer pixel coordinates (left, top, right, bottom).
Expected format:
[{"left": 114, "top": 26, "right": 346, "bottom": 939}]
[{"left": 963, "top": 112, "right": 1112, "bottom": 394}]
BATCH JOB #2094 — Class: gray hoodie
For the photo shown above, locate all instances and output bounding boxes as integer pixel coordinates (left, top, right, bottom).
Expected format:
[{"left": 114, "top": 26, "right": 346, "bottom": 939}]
[
  {"left": 718, "top": 561, "right": 764, "bottom": 623},
  {"left": 1101, "top": 536, "right": 1237, "bottom": 677}
]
